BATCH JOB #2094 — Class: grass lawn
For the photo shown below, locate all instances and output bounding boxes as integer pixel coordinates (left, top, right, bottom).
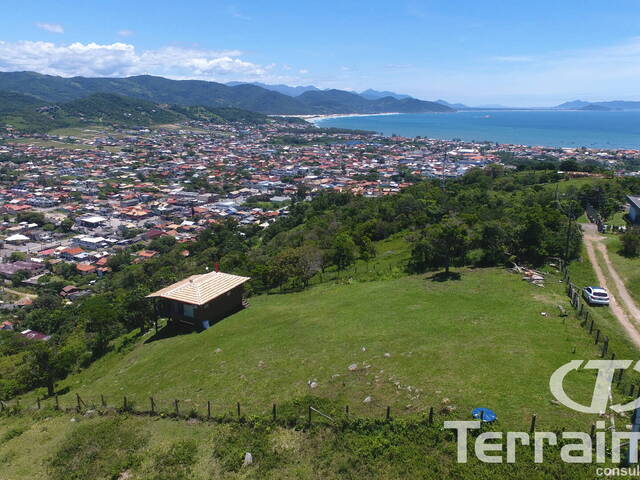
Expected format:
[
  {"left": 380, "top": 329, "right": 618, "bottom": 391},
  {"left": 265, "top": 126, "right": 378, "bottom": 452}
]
[
  {"left": 0, "top": 409, "right": 606, "bottom": 479},
  {"left": 17, "top": 267, "right": 625, "bottom": 432}
]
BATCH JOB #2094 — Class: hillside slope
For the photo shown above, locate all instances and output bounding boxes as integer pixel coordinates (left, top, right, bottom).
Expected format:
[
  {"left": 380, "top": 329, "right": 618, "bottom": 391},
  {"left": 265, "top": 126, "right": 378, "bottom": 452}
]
[{"left": 37, "top": 268, "right": 609, "bottom": 430}]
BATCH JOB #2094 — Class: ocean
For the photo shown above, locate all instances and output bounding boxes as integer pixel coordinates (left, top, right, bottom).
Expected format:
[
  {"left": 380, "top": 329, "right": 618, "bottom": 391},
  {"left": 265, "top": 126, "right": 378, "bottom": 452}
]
[{"left": 313, "top": 110, "right": 640, "bottom": 150}]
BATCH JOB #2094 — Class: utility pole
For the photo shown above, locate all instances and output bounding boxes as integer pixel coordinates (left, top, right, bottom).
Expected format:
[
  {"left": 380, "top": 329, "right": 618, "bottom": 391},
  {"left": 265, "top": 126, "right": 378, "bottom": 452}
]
[{"left": 441, "top": 152, "right": 448, "bottom": 191}]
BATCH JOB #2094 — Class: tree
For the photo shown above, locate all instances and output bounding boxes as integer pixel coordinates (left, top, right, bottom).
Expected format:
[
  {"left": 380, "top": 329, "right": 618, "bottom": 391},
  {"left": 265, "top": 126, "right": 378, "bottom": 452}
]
[
  {"left": 333, "top": 233, "right": 357, "bottom": 270},
  {"left": 9, "top": 251, "right": 26, "bottom": 262},
  {"left": 621, "top": 228, "right": 640, "bottom": 257},
  {"left": 410, "top": 219, "right": 469, "bottom": 273},
  {"left": 18, "top": 341, "right": 65, "bottom": 396},
  {"left": 59, "top": 218, "right": 74, "bottom": 232}
]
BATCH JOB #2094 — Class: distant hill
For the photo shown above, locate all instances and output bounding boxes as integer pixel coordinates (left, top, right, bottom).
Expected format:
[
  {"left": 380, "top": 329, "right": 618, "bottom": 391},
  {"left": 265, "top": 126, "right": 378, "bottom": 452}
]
[
  {"left": 0, "top": 91, "right": 285, "bottom": 132},
  {"left": 436, "top": 99, "right": 469, "bottom": 109},
  {"left": 359, "top": 89, "right": 411, "bottom": 100},
  {"left": 556, "top": 100, "right": 592, "bottom": 109},
  {"left": 297, "top": 89, "right": 451, "bottom": 114},
  {"left": 226, "top": 81, "right": 321, "bottom": 97},
  {"left": 0, "top": 71, "right": 451, "bottom": 115},
  {"left": 580, "top": 104, "right": 611, "bottom": 111},
  {"left": 0, "top": 91, "right": 46, "bottom": 113},
  {"left": 556, "top": 99, "right": 640, "bottom": 110}
]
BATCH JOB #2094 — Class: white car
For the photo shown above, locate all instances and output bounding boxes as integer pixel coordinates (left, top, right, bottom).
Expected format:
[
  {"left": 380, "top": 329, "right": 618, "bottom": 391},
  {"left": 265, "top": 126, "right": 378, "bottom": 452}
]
[{"left": 583, "top": 286, "right": 610, "bottom": 306}]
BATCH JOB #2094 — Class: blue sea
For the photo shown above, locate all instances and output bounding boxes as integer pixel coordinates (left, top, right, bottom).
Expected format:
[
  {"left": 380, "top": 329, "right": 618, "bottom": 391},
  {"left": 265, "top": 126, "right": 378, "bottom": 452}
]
[{"left": 314, "top": 110, "right": 640, "bottom": 150}]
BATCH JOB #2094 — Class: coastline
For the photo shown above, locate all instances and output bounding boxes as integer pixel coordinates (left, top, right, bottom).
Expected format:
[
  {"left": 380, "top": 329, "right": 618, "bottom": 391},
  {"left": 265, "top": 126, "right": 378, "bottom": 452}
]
[{"left": 272, "top": 112, "right": 403, "bottom": 124}]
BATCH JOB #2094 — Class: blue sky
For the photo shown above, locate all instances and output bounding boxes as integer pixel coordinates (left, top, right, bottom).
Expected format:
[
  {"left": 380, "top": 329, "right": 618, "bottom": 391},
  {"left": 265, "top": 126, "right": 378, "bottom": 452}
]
[{"left": 1, "top": 0, "right": 640, "bottom": 106}]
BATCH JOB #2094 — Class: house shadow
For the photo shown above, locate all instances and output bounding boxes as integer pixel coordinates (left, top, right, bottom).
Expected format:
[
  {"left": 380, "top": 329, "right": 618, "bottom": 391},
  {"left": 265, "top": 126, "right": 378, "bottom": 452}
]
[
  {"left": 144, "top": 321, "right": 196, "bottom": 344},
  {"left": 427, "top": 271, "right": 462, "bottom": 282}
]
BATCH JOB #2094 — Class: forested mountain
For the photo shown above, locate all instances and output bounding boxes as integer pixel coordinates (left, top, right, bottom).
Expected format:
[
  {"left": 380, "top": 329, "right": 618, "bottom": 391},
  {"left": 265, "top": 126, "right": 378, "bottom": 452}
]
[
  {"left": 296, "top": 89, "right": 450, "bottom": 114},
  {"left": 226, "top": 81, "right": 321, "bottom": 97},
  {"left": 0, "top": 91, "right": 280, "bottom": 132},
  {"left": 0, "top": 71, "right": 452, "bottom": 115},
  {"left": 0, "top": 91, "right": 46, "bottom": 113}
]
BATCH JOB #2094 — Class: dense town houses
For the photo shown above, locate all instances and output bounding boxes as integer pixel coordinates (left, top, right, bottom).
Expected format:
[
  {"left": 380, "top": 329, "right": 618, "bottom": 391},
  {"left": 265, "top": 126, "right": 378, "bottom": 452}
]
[{"left": 0, "top": 117, "right": 636, "bottom": 299}]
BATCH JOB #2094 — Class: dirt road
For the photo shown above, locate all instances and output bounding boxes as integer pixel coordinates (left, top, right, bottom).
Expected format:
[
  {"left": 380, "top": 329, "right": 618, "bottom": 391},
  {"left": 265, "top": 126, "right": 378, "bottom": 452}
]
[{"left": 582, "top": 223, "right": 640, "bottom": 349}]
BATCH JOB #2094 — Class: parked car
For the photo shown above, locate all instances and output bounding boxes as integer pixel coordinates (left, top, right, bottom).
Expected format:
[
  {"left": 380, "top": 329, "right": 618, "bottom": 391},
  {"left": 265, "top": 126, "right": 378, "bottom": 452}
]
[{"left": 583, "top": 286, "right": 610, "bottom": 306}]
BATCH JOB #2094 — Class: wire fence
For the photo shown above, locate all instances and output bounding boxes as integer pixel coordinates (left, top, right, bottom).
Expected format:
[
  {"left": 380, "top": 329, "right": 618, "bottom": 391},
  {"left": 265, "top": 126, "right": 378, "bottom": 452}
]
[{"left": 560, "top": 260, "right": 640, "bottom": 397}]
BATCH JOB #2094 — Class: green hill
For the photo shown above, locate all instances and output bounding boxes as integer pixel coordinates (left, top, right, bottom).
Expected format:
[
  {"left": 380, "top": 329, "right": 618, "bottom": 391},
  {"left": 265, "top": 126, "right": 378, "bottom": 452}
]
[
  {"left": 0, "top": 91, "right": 46, "bottom": 113},
  {"left": 0, "top": 92, "right": 280, "bottom": 132},
  {"left": 0, "top": 71, "right": 453, "bottom": 115},
  {"left": 26, "top": 267, "right": 611, "bottom": 431},
  {"left": 0, "top": 267, "right": 625, "bottom": 479}
]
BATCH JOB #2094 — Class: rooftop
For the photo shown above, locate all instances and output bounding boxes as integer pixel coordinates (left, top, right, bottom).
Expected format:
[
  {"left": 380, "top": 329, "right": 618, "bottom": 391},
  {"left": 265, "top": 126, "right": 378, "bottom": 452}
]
[{"left": 147, "top": 271, "right": 250, "bottom": 306}]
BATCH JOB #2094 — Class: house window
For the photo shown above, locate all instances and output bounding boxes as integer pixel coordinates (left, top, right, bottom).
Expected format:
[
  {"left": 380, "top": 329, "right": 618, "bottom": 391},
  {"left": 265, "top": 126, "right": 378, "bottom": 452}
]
[{"left": 183, "top": 304, "right": 195, "bottom": 318}]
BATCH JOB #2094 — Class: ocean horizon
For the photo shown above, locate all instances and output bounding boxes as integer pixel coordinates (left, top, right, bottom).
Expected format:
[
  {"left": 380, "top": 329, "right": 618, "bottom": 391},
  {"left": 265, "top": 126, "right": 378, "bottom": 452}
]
[{"left": 313, "top": 110, "right": 640, "bottom": 150}]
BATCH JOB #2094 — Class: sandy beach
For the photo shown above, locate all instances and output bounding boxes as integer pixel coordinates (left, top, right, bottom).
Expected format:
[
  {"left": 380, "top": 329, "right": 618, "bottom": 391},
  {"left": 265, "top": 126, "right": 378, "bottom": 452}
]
[{"left": 271, "top": 112, "right": 402, "bottom": 123}]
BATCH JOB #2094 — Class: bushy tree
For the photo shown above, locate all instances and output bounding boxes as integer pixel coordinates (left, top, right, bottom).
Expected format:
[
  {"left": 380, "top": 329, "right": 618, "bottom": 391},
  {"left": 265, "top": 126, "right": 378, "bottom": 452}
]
[
  {"left": 621, "top": 228, "right": 640, "bottom": 257},
  {"left": 410, "top": 219, "right": 469, "bottom": 273},
  {"left": 333, "top": 233, "right": 357, "bottom": 270}
]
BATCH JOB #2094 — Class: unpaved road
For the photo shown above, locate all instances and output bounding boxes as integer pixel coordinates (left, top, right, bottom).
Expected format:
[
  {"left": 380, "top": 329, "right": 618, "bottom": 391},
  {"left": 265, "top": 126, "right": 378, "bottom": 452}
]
[{"left": 582, "top": 223, "right": 640, "bottom": 349}]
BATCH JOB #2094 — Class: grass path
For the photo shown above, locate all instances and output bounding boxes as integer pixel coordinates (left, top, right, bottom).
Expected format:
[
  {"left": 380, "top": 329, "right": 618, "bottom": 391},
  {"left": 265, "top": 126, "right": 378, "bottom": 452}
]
[{"left": 581, "top": 222, "right": 640, "bottom": 348}]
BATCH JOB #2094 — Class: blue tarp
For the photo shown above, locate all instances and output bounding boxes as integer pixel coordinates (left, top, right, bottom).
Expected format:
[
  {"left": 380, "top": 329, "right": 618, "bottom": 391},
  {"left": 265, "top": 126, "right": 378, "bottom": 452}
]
[{"left": 472, "top": 407, "right": 497, "bottom": 422}]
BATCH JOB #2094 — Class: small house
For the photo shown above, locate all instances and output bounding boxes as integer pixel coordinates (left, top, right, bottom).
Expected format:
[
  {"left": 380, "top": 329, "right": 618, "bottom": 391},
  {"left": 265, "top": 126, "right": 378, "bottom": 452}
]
[
  {"left": 147, "top": 271, "right": 250, "bottom": 330},
  {"left": 628, "top": 196, "right": 640, "bottom": 224}
]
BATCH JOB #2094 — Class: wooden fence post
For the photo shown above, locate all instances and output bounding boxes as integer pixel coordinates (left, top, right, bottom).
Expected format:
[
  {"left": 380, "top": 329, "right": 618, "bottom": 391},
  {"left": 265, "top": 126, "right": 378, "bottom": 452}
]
[
  {"left": 345, "top": 405, "right": 349, "bottom": 419},
  {"left": 36, "top": 397, "right": 41, "bottom": 410},
  {"left": 76, "top": 393, "right": 82, "bottom": 412},
  {"left": 308, "top": 405, "right": 312, "bottom": 426},
  {"left": 602, "top": 337, "right": 609, "bottom": 357},
  {"left": 174, "top": 399, "right": 179, "bottom": 416},
  {"left": 237, "top": 402, "right": 241, "bottom": 419},
  {"left": 386, "top": 406, "right": 391, "bottom": 421},
  {"left": 123, "top": 396, "right": 128, "bottom": 411},
  {"left": 272, "top": 403, "right": 277, "bottom": 422},
  {"left": 207, "top": 401, "right": 211, "bottom": 419},
  {"left": 55, "top": 394, "right": 59, "bottom": 410},
  {"left": 428, "top": 406, "right": 434, "bottom": 425},
  {"left": 529, "top": 414, "right": 537, "bottom": 433},
  {"left": 101, "top": 394, "right": 106, "bottom": 408},
  {"left": 150, "top": 397, "right": 155, "bottom": 414},
  {"left": 595, "top": 329, "right": 600, "bottom": 344}
]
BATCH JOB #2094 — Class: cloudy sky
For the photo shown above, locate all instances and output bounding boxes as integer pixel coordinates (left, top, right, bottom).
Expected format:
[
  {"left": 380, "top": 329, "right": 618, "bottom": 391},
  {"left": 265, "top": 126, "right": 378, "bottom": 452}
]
[{"left": 2, "top": 0, "right": 640, "bottom": 106}]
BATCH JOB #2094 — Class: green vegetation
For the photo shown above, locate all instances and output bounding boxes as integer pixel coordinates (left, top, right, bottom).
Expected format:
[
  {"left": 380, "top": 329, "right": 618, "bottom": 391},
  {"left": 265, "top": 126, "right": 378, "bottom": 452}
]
[
  {"left": 0, "top": 412, "right": 606, "bottom": 479},
  {"left": 0, "top": 92, "right": 290, "bottom": 133},
  {"left": 0, "top": 170, "right": 592, "bottom": 402},
  {"left": 0, "top": 71, "right": 453, "bottom": 115},
  {"left": 11, "top": 268, "right": 617, "bottom": 431}
]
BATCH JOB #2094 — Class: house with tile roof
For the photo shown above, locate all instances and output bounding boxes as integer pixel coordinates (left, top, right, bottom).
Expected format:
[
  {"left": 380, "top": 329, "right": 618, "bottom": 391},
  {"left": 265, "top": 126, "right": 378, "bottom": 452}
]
[{"left": 147, "top": 270, "right": 250, "bottom": 330}]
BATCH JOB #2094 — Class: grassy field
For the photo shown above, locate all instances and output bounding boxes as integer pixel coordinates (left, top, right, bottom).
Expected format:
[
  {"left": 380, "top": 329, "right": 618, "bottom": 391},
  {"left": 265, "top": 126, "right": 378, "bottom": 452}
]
[
  {"left": 10, "top": 267, "right": 627, "bottom": 432},
  {"left": 10, "top": 137, "right": 121, "bottom": 152},
  {"left": 0, "top": 409, "right": 607, "bottom": 479}
]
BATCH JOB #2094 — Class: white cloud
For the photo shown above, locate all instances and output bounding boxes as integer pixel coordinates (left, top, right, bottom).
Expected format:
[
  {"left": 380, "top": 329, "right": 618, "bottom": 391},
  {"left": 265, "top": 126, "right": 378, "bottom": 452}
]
[
  {"left": 117, "top": 30, "right": 134, "bottom": 37},
  {"left": 36, "top": 23, "right": 64, "bottom": 34},
  {"left": 0, "top": 40, "right": 268, "bottom": 80}
]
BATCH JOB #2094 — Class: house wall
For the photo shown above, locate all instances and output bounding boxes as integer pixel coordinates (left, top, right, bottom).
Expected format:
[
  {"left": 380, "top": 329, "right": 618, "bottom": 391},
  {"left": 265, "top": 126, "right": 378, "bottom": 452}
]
[
  {"left": 630, "top": 203, "right": 640, "bottom": 224},
  {"left": 156, "top": 284, "right": 245, "bottom": 330}
]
